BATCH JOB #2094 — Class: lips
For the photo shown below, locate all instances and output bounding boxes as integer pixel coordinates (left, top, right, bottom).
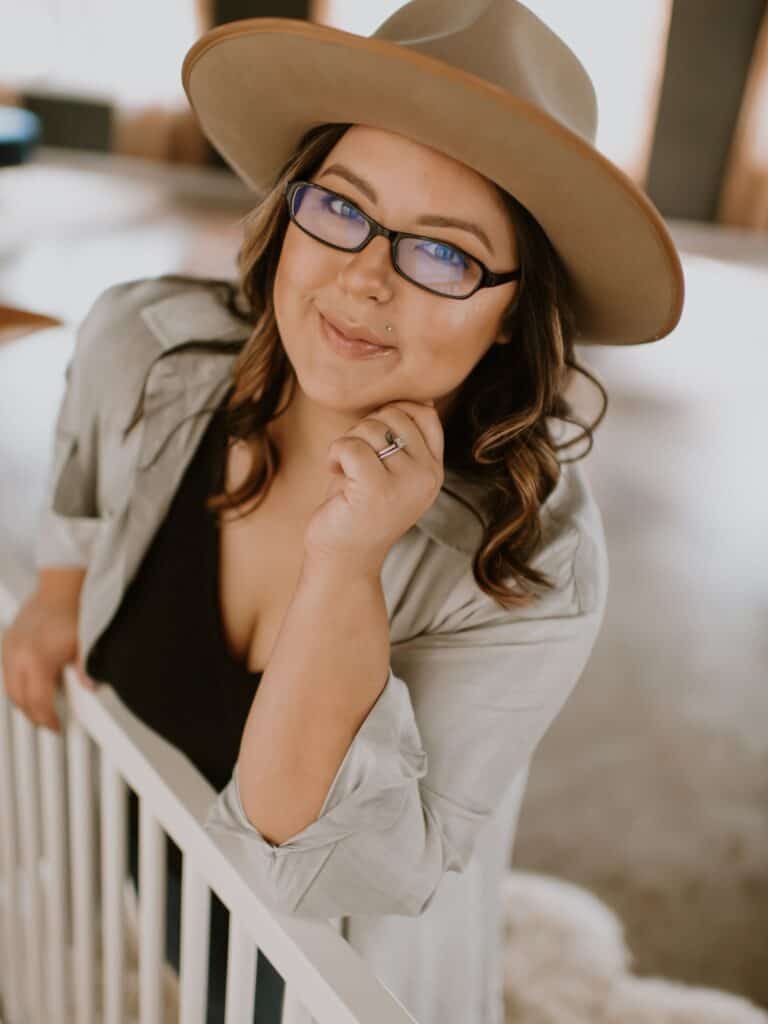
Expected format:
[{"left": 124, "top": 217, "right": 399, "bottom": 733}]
[
  {"left": 319, "top": 311, "right": 395, "bottom": 360},
  {"left": 318, "top": 309, "right": 392, "bottom": 349}
]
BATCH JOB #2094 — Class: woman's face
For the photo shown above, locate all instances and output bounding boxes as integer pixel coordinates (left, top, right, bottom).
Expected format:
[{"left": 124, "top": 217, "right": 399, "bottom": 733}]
[{"left": 272, "top": 124, "right": 519, "bottom": 419}]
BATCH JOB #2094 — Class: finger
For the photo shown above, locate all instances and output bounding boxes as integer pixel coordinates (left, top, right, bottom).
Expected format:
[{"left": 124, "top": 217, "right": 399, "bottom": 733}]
[
  {"left": 34, "top": 710, "right": 62, "bottom": 733},
  {"left": 327, "top": 435, "right": 390, "bottom": 491},
  {"left": 3, "top": 658, "right": 26, "bottom": 709},
  {"left": 373, "top": 401, "right": 444, "bottom": 464},
  {"left": 366, "top": 403, "right": 444, "bottom": 467},
  {"left": 74, "top": 660, "right": 97, "bottom": 691},
  {"left": 25, "top": 673, "right": 61, "bottom": 731},
  {"left": 342, "top": 416, "right": 442, "bottom": 516},
  {"left": 1, "top": 636, "right": 22, "bottom": 702},
  {"left": 349, "top": 415, "right": 425, "bottom": 471},
  {"left": 17, "top": 680, "right": 61, "bottom": 733}
]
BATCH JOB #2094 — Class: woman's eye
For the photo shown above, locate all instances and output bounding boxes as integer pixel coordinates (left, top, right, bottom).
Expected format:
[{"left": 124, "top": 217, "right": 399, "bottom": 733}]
[
  {"left": 327, "top": 196, "right": 364, "bottom": 220},
  {"left": 419, "top": 241, "right": 468, "bottom": 267}
]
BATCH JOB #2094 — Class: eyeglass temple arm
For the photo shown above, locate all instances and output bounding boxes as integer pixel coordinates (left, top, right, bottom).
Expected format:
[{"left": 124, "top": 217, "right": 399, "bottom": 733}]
[{"left": 485, "top": 268, "right": 522, "bottom": 285}]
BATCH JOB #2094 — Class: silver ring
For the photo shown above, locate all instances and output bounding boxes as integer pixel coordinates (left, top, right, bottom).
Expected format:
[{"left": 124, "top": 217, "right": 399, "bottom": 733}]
[{"left": 376, "top": 429, "right": 407, "bottom": 461}]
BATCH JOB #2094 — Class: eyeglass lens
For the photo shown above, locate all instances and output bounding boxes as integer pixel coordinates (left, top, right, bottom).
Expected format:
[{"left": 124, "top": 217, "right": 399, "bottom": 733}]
[{"left": 289, "top": 183, "right": 483, "bottom": 297}]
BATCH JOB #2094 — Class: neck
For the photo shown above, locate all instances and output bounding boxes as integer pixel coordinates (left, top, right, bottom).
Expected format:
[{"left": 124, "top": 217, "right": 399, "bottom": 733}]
[
  {"left": 269, "top": 388, "right": 363, "bottom": 485},
  {"left": 255, "top": 376, "right": 456, "bottom": 490}
]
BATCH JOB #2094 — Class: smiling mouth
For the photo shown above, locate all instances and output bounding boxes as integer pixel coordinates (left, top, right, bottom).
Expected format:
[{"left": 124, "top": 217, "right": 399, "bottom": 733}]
[
  {"left": 321, "top": 313, "right": 391, "bottom": 348},
  {"left": 319, "top": 311, "right": 395, "bottom": 356}
]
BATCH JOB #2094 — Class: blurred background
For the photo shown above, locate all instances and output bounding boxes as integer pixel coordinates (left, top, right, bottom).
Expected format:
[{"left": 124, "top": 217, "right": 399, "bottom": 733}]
[{"left": 0, "top": 0, "right": 766, "bottom": 1012}]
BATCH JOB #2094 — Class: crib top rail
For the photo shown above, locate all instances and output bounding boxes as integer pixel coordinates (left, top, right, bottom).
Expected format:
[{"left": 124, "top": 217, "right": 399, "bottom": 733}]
[{"left": 0, "top": 571, "right": 418, "bottom": 1024}]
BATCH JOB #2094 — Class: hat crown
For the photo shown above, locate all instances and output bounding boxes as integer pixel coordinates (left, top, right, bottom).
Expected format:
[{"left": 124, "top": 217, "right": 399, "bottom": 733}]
[{"left": 372, "top": 0, "right": 598, "bottom": 144}]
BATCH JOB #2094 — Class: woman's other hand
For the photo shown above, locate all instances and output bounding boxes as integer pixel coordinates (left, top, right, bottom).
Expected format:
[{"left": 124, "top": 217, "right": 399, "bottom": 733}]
[
  {"left": 1, "top": 592, "right": 95, "bottom": 733},
  {"left": 303, "top": 398, "right": 445, "bottom": 578}
]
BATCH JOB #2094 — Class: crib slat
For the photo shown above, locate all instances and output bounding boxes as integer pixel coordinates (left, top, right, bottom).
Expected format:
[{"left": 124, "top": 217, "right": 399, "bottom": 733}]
[
  {"left": 100, "top": 756, "right": 127, "bottom": 1024},
  {"left": 12, "top": 710, "right": 46, "bottom": 1023},
  {"left": 39, "top": 727, "right": 71, "bottom": 1024},
  {"left": 279, "top": 919, "right": 342, "bottom": 1024},
  {"left": 138, "top": 802, "right": 166, "bottom": 1024},
  {"left": 68, "top": 716, "right": 97, "bottom": 1024},
  {"left": 281, "top": 984, "right": 315, "bottom": 1024},
  {"left": 224, "top": 916, "right": 256, "bottom": 1024},
  {"left": 281, "top": 925, "right": 339, "bottom": 1024},
  {"left": 0, "top": 688, "right": 24, "bottom": 1023},
  {"left": 178, "top": 860, "right": 211, "bottom": 1024}
]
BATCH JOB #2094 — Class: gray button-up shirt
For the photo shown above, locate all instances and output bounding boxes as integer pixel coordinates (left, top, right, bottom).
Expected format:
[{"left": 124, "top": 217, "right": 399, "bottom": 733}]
[{"left": 35, "top": 275, "right": 609, "bottom": 1024}]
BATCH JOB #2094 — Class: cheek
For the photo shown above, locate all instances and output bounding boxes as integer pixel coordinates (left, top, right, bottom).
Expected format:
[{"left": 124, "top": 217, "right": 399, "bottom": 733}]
[
  {"left": 274, "top": 233, "right": 302, "bottom": 304},
  {"left": 456, "top": 297, "right": 511, "bottom": 367},
  {"left": 275, "top": 229, "right": 334, "bottom": 299},
  {"left": 412, "top": 302, "right": 498, "bottom": 372},
  {"left": 274, "top": 235, "right": 317, "bottom": 336},
  {"left": 394, "top": 314, "right": 471, "bottom": 399},
  {"left": 273, "top": 256, "right": 304, "bottom": 355},
  {"left": 405, "top": 299, "right": 506, "bottom": 403}
]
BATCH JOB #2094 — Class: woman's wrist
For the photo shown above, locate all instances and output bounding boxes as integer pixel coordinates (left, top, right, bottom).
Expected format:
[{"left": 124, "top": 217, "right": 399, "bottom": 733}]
[
  {"left": 300, "top": 548, "right": 384, "bottom": 590},
  {"left": 35, "top": 566, "right": 87, "bottom": 611}
]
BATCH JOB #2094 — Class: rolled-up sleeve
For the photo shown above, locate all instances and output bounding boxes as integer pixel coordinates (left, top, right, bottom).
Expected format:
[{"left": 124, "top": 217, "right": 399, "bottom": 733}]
[
  {"left": 204, "top": 539, "right": 608, "bottom": 918},
  {"left": 204, "top": 666, "right": 428, "bottom": 915},
  {"left": 34, "top": 401, "right": 101, "bottom": 567},
  {"left": 34, "top": 285, "right": 124, "bottom": 568}
]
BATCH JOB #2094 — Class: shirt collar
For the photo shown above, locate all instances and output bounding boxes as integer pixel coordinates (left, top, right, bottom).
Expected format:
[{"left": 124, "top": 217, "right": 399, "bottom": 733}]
[
  {"left": 140, "top": 284, "right": 253, "bottom": 349},
  {"left": 139, "top": 287, "right": 498, "bottom": 557}
]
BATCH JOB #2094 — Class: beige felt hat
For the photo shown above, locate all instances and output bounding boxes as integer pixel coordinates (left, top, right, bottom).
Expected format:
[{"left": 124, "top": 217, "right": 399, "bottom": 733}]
[{"left": 182, "top": 0, "right": 685, "bottom": 346}]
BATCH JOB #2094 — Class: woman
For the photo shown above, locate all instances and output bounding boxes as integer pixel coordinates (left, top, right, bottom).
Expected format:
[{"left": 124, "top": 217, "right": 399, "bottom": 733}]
[{"left": 1, "top": 2, "right": 684, "bottom": 1022}]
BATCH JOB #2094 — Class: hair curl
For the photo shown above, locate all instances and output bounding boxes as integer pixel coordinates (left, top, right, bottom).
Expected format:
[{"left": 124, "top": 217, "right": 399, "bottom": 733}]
[{"left": 204, "top": 123, "right": 608, "bottom": 609}]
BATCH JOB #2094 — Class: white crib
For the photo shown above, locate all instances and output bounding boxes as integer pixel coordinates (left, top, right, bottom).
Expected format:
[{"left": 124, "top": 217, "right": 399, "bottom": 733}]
[{"left": 0, "top": 563, "right": 417, "bottom": 1024}]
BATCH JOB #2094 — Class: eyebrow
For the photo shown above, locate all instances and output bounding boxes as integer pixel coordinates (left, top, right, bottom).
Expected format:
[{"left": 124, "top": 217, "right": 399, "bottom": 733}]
[{"left": 318, "top": 163, "right": 496, "bottom": 257}]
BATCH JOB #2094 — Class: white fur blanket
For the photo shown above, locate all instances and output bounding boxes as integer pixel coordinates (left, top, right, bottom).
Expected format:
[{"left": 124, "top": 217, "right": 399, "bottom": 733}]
[{"left": 501, "top": 871, "right": 768, "bottom": 1023}]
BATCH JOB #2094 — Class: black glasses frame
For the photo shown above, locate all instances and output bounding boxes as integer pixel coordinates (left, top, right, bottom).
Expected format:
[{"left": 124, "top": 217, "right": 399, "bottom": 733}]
[{"left": 284, "top": 180, "right": 521, "bottom": 300}]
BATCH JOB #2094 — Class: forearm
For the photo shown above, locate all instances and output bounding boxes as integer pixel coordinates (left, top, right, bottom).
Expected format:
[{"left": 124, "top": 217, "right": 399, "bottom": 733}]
[
  {"left": 236, "top": 558, "right": 391, "bottom": 847},
  {"left": 35, "top": 566, "right": 87, "bottom": 609}
]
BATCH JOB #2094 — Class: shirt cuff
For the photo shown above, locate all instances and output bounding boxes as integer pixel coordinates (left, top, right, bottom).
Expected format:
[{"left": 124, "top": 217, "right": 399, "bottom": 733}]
[
  {"left": 34, "top": 507, "right": 103, "bottom": 568},
  {"left": 203, "top": 666, "right": 427, "bottom": 910}
]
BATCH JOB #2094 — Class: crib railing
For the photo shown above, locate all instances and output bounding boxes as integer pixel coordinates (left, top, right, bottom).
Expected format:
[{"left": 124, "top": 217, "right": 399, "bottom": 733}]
[{"left": 0, "top": 569, "right": 417, "bottom": 1024}]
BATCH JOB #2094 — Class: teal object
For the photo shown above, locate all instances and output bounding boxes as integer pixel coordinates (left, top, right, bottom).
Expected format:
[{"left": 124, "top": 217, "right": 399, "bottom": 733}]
[{"left": 0, "top": 106, "right": 42, "bottom": 165}]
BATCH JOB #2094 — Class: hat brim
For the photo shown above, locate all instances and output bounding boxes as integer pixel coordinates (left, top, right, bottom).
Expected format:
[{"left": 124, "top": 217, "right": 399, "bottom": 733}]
[{"left": 183, "top": 18, "right": 684, "bottom": 346}]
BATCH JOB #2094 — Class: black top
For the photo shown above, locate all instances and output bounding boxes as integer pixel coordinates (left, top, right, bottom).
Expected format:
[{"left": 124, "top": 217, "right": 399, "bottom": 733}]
[{"left": 86, "top": 387, "right": 264, "bottom": 794}]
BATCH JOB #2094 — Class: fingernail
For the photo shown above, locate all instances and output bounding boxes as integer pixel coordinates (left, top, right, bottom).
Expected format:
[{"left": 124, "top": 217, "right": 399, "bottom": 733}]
[{"left": 77, "top": 669, "right": 96, "bottom": 690}]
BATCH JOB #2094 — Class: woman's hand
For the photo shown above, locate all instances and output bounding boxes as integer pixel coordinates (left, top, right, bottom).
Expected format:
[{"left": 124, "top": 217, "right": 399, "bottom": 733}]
[
  {"left": 303, "top": 399, "right": 445, "bottom": 578},
  {"left": 1, "top": 593, "right": 96, "bottom": 733}
]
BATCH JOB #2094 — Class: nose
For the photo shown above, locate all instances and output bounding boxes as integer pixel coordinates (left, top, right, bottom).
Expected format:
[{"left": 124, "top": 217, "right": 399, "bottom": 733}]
[{"left": 336, "top": 235, "right": 394, "bottom": 303}]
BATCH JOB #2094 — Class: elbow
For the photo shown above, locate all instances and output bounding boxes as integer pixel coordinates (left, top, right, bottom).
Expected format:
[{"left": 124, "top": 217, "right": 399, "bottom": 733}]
[
  {"left": 203, "top": 813, "right": 459, "bottom": 920},
  {"left": 205, "top": 767, "right": 467, "bottom": 920},
  {"left": 291, "top": 799, "right": 463, "bottom": 920}
]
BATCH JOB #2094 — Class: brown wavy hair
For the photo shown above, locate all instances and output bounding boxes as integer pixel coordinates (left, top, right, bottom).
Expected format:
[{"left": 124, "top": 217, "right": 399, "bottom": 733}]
[{"left": 205, "top": 122, "right": 608, "bottom": 610}]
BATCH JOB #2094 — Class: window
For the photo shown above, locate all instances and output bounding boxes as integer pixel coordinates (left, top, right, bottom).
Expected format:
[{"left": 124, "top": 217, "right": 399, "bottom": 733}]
[
  {"left": 0, "top": 0, "right": 204, "bottom": 108},
  {"left": 311, "top": 0, "right": 674, "bottom": 185}
]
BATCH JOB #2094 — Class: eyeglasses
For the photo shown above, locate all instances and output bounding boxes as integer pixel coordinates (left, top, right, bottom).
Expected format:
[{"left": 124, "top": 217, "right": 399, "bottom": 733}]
[{"left": 284, "top": 180, "right": 521, "bottom": 300}]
